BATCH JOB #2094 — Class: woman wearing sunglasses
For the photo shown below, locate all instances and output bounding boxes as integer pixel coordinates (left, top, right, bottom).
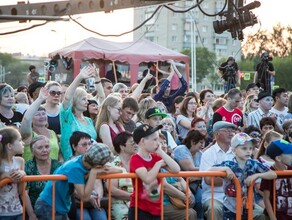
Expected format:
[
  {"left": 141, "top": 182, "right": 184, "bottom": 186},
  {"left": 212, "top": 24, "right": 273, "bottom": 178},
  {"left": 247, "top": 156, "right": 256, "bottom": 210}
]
[{"left": 42, "top": 81, "right": 63, "bottom": 136}]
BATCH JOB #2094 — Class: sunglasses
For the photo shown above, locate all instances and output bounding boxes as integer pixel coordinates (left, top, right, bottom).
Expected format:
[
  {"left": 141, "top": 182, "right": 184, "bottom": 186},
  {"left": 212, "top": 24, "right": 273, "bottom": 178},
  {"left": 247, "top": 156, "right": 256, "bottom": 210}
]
[{"left": 49, "top": 91, "right": 63, "bottom": 96}]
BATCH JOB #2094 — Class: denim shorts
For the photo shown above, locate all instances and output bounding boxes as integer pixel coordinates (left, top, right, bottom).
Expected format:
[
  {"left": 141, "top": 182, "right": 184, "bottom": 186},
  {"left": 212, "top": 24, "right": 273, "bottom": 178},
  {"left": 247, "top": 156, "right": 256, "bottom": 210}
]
[{"left": 34, "top": 198, "right": 68, "bottom": 220}]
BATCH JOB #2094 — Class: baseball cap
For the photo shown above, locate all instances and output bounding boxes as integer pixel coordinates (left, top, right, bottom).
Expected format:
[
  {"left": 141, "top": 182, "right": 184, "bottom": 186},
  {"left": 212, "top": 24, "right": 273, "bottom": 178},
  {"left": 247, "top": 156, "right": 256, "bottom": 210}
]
[
  {"left": 145, "top": 107, "right": 167, "bottom": 119},
  {"left": 213, "top": 121, "right": 237, "bottom": 133},
  {"left": 266, "top": 140, "right": 292, "bottom": 159},
  {"left": 231, "top": 132, "right": 256, "bottom": 148},
  {"left": 83, "top": 143, "right": 113, "bottom": 166},
  {"left": 133, "top": 124, "right": 163, "bottom": 144},
  {"left": 257, "top": 91, "right": 272, "bottom": 102},
  {"left": 246, "top": 83, "right": 261, "bottom": 92}
]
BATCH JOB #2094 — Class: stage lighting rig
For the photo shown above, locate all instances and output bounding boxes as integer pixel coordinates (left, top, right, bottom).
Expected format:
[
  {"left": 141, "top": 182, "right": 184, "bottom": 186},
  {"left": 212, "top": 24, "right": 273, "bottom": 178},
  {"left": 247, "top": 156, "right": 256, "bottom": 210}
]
[{"left": 213, "top": 1, "right": 261, "bottom": 40}]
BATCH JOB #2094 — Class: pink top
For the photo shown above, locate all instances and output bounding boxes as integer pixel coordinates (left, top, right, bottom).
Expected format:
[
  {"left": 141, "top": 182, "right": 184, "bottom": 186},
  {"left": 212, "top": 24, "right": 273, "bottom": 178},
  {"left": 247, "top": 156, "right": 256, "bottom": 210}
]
[{"left": 170, "top": 72, "right": 179, "bottom": 90}]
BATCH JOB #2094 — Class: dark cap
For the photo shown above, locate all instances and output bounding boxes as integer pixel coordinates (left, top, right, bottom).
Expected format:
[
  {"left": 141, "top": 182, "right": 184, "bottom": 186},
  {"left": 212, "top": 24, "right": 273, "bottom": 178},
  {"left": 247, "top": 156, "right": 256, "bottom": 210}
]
[
  {"left": 133, "top": 124, "right": 163, "bottom": 144},
  {"left": 257, "top": 91, "right": 272, "bottom": 102},
  {"left": 227, "top": 56, "right": 235, "bottom": 62},
  {"left": 28, "top": 82, "right": 46, "bottom": 98},
  {"left": 266, "top": 140, "right": 292, "bottom": 159},
  {"left": 246, "top": 83, "right": 261, "bottom": 92},
  {"left": 145, "top": 107, "right": 167, "bottom": 119}
]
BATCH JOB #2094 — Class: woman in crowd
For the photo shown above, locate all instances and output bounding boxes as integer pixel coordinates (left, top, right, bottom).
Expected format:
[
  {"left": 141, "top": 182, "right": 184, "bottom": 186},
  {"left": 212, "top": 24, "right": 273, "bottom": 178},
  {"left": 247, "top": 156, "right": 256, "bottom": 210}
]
[
  {"left": 176, "top": 96, "right": 198, "bottom": 139},
  {"left": 60, "top": 65, "right": 98, "bottom": 161},
  {"left": 109, "top": 132, "right": 135, "bottom": 220},
  {"left": 284, "top": 93, "right": 292, "bottom": 120},
  {"left": 169, "top": 95, "right": 184, "bottom": 118},
  {"left": 25, "top": 135, "right": 62, "bottom": 220},
  {"left": 243, "top": 125, "right": 262, "bottom": 155},
  {"left": 42, "top": 81, "right": 62, "bottom": 136},
  {"left": 70, "top": 131, "right": 107, "bottom": 220},
  {"left": 282, "top": 119, "right": 292, "bottom": 142},
  {"left": 161, "top": 117, "right": 178, "bottom": 143},
  {"left": 242, "top": 94, "right": 259, "bottom": 126},
  {"left": 135, "top": 97, "right": 157, "bottom": 126},
  {"left": 197, "top": 89, "right": 215, "bottom": 124},
  {"left": 191, "top": 117, "right": 212, "bottom": 148},
  {"left": 96, "top": 95, "right": 125, "bottom": 153},
  {"left": 173, "top": 129, "right": 206, "bottom": 220},
  {"left": 83, "top": 99, "right": 99, "bottom": 124},
  {"left": 20, "top": 87, "right": 59, "bottom": 161},
  {"left": 113, "top": 83, "right": 128, "bottom": 99},
  {"left": 0, "top": 83, "right": 23, "bottom": 128}
]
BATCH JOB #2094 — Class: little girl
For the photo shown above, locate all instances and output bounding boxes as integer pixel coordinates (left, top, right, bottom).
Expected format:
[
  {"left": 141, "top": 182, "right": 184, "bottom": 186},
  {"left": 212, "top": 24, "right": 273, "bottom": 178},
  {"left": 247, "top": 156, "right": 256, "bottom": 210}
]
[{"left": 0, "top": 127, "right": 25, "bottom": 219}]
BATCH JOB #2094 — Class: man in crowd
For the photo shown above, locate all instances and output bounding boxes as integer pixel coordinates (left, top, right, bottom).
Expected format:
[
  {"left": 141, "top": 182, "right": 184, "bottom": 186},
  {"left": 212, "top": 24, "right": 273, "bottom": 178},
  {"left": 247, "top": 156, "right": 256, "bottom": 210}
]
[
  {"left": 212, "top": 88, "right": 244, "bottom": 128},
  {"left": 270, "top": 87, "right": 288, "bottom": 126},
  {"left": 120, "top": 97, "right": 139, "bottom": 133},
  {"left": 217, "top": 57, "right": 240, "bottom": 93},
  {"left": 247, "top": 90, "right": 275, "bottom": 129},
  {"left": 254, "top": 52, "right": 275, "bottom": 94}
]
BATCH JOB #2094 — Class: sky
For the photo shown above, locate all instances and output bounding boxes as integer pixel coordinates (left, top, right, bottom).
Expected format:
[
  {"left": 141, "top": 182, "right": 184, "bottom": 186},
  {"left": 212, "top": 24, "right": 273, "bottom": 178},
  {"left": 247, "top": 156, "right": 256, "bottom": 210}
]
[{"left": 0, "top": 0, "right": 291, "bottom": 56}]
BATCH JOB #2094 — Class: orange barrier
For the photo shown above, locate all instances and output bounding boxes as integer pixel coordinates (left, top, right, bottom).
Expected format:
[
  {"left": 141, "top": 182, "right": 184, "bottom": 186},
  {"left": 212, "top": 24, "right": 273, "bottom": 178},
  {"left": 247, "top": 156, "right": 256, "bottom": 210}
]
[
  {"left": 0, "top": 171, "right": 243, "bottom": 220},
  {"left": 246, "top": 170, "right": 292, "bottom": 220}
]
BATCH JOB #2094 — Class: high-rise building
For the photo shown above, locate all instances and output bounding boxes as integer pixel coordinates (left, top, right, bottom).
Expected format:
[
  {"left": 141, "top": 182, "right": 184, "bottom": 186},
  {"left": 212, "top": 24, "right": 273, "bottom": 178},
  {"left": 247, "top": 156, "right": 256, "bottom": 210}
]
[{"left": 133, "top": 0, "right": 242, "bottom": 61}]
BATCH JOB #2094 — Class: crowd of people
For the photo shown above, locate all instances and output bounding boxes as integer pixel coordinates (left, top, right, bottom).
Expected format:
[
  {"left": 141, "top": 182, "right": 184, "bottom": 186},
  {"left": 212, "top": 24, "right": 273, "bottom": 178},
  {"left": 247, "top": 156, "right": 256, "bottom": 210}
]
[{"left": 0, "top": 59, "right": 291, "bottom": 220}]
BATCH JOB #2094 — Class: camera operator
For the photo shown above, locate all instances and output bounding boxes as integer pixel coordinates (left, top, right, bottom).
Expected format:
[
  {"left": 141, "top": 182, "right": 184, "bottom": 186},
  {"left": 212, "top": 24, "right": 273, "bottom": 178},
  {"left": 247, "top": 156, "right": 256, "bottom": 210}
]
[
  {"left": 217, "top": 56, "right": 240, "bottom": 93},
  {"left": 254, "top": 52, "right": 275, "bottom": 94}
]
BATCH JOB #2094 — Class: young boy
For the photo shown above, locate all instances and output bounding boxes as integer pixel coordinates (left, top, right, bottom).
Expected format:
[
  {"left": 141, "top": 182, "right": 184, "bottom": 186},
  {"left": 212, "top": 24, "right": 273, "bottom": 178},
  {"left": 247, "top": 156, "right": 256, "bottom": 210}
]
[
  {"left": 34, "top": 143, "right": 120, "bottom": 219},
  {"left": 208, "top": 132, "right": 277, "bottom": 220},
  {"left": 128, "top": 124, "right": 180, "bottom": 220},
  {"left": 261, "top": 139, "right": 292, "bottom": 220}
]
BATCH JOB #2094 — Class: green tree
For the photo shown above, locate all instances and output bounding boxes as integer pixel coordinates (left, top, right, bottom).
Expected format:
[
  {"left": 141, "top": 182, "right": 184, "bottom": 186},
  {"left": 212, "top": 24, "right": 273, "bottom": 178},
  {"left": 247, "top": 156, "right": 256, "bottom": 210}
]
[
  {"left": 0, "top": 53, "right": 27, "bottom": 88},
  {"left": 181, "top": 47, "right": 217, "bottom": 82},
  {"left": 242, "top": 24, "right": 292, "bottom": 58}
]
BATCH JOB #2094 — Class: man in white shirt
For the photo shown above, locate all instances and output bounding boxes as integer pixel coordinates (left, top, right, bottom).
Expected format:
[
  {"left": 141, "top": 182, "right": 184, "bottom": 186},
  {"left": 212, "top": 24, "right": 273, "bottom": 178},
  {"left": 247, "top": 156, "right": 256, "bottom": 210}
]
[
  {"left": 270, "top": 87, "right": 288, "bottom": 126},
  {"left": 200, "top": 121, "right": 236, "bottom": 220}
]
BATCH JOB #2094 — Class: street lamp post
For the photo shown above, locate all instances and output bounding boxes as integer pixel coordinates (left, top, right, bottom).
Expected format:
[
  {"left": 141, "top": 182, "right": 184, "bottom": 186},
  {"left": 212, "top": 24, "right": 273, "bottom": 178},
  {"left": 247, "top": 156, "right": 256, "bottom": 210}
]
[{"left": 187, "top": 12, "right": 196, "bottom": 92}]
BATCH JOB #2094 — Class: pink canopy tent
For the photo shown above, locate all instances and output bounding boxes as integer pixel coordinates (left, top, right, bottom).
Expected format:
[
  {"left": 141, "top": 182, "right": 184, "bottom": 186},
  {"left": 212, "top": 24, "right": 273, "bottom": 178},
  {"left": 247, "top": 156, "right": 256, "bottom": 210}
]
[{"left": 48, "top": 37, "right": 190, "bottom": 85}]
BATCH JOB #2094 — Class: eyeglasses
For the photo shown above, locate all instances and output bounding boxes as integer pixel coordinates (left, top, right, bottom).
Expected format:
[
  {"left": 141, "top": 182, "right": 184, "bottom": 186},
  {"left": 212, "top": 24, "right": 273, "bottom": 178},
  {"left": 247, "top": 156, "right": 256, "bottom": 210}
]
[
  {"left": 249, "top": 133, "right": 261, "bottom": 138},
  {"left": 188, "top": 102, "right": 197, "bottom": 105},
  {"left": 49, "top": 90, "right": 63, "bottom": 96}
]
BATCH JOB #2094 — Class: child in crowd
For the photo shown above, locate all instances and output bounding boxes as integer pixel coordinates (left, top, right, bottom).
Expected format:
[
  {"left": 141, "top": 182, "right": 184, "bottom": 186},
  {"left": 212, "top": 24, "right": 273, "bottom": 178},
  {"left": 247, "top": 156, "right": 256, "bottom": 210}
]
[
  {"left": 34, "top": 143, "right": 121, "bottom": 219},
  {"left": 261, "top": 140, "right": 292, "bottom": 220},
  {"left": 0, "top": 127, "right": 26, "bottom": 219},
  {"left": 128, "top": 124, "right": 180, "bottom": 220},
  {"left": 208, "top": 132, "right": 276, "bottom": 220}
]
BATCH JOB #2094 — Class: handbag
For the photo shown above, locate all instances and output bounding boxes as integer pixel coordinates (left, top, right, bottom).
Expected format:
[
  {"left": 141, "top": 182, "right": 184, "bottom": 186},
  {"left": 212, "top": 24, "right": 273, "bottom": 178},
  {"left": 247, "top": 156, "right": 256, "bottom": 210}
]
[{"left": 168, "top": 195, "right": 186, "bottom": 209}]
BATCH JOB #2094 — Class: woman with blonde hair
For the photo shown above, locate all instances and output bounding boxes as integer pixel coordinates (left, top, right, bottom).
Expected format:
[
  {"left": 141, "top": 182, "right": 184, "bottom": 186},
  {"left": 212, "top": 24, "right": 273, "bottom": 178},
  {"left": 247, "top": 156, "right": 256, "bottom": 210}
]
[
  {"left": 243, "top": 94, "right": 259, "bottom": 125},
  {"left": 60, "top": 65, "right": 98, "bottom": 161},
  {"left": 161, "top": 117, "right": 178, "bottom": 142},
  {"left": 95, "top": 95, "right": 125, "bottom": 153},
  {"left": 20, "top": 87, "right": 59, "bottom": 161},
  {"left": 135, "top": 97, "right": 157, "bottom": 126}
]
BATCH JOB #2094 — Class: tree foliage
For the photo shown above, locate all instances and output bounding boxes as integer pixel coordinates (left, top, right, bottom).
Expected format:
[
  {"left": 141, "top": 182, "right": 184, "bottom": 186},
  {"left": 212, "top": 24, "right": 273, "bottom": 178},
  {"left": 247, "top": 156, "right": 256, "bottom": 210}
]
[
  {"left": 0, "top": 53, "right": 27, "bottom": 88},
  {"left": 242, "top": 24, "right": 292, "bottom": 58},
  {"left": 181, "top": 47, "right": 217, "bottom": 82}
]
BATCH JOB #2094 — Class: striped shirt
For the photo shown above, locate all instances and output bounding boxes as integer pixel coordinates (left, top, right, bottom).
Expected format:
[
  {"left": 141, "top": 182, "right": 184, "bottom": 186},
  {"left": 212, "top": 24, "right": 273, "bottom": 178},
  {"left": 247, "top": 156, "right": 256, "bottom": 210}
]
[{"left": 246, "top": 108, "right": 273, "bottom": 129}]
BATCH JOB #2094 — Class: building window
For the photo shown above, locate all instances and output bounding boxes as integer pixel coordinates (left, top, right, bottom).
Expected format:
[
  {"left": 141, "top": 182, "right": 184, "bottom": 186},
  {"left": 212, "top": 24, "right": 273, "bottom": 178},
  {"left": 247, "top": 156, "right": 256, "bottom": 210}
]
[
  {"left": 203, "top": 2, "right": 209, "bottom": 9},
  {"left": 184, "top": 22, "right": 191, "bottom": 31},
  {"left": 202, "top": 26, "right": 208, "bottom": 32},
  {"left": 146, "top": 36, "right": 154, "bottom": 42},
  {"left": 171, "top": 36, "right": 177, "bottom": 42},
  {"left": 172, "top": 24, "right": 177, "bottom": 31},
  {"left": 145, "top": 13, "right": 155, "bottom": 25}
]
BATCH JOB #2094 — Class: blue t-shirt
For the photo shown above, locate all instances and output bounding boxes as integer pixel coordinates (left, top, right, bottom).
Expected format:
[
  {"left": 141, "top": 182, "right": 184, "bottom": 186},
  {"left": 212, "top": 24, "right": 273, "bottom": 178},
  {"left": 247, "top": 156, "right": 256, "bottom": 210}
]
[
  {"left": 60, "top": 102, "right": 97, "bottom": 161},
  {"left": 40, "top": 155, "right": 87, "bottom": 214},
  {"left": 173, "top": 145, "right": 202, "bottom": 169}
]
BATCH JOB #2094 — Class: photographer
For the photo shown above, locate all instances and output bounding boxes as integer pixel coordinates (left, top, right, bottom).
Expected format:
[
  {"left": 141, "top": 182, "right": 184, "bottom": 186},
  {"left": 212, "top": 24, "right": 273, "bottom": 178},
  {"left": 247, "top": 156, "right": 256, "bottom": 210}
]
[
  {"left": 217, "top": 56, "right": 240, "bottom": 93},
  {"left": 254, "top": 52, "right": 275, "bottom": 94}
]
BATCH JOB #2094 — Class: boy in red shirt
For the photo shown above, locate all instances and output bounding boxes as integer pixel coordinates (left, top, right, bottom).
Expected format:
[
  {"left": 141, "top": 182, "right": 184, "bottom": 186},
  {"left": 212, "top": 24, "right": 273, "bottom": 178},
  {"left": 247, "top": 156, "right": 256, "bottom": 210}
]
[{"left": 128, "top": 124, "right": 180, "bottom": 220}]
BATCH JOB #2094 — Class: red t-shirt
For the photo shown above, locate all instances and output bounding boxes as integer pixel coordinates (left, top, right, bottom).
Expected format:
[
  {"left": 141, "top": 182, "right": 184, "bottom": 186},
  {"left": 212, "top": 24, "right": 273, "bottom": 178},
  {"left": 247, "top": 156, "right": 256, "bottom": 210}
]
[
  {"left": 213, "top": 106, "right": 243, "bottom": 127},
  {"left": 129, "top": 153, "right": 162, "bottom": 216},
  {"left": 260, "top": 165, "right": 292, "bottom": 220}
]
